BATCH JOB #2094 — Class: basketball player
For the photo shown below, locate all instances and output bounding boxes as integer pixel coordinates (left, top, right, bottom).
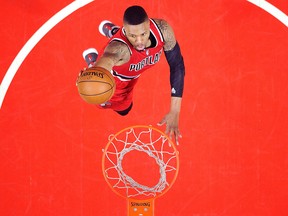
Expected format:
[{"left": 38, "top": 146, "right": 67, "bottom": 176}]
[{"left": 82, "top": 5, "right": 185, "bottom": 144}]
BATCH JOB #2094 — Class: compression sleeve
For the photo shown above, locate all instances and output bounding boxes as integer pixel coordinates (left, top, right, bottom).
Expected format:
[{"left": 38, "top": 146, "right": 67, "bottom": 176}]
[{"left": 164, "top": 41, "right": 185, "bottom": 97}]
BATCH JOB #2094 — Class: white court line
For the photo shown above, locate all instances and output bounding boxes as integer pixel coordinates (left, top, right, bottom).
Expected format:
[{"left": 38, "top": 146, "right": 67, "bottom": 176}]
[
  {"left": 1, "top": 1, "right": 286, "bottom": 109},
  {"left": 247, "top": 0, "right": 288, "bottom": 27},
  {"left": 0, "top": 0, "right": 94, "bottom": 109}
]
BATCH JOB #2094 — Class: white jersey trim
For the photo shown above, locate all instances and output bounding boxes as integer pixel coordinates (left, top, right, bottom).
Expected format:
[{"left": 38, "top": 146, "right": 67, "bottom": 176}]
[{"left": 150, "top": 18, "right": 164, "bottom": 43}]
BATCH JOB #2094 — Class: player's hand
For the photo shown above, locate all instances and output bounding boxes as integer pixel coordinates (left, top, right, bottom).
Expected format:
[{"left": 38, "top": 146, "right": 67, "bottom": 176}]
[{"left": 158, "top": 111, "right": 182, "bottom": 145}]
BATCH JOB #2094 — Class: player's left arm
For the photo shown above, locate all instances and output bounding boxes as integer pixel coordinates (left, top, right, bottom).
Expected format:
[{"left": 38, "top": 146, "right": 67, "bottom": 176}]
[{"left": 154, "top": 19, "right": 185, "bottom": 145}]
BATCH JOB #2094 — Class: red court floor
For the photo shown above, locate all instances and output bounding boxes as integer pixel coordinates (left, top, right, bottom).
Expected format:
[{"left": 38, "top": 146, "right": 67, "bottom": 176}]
[{"left": 1, "top": 0, "right": 288, "bottom": 215}]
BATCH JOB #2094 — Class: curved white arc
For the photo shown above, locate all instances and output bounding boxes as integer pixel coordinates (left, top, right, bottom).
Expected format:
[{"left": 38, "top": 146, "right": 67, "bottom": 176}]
[
  {"left": 0, "top": 0, "right": 94, "bottom": 109},
  {"left": 247, "top": 0, "right": 288, "bottom": 27}
]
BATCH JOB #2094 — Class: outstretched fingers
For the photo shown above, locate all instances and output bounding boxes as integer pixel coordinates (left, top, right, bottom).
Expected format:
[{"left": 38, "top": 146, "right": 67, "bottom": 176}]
[{"left": 158, "top": 116, "right": 182, "bottom": 145}]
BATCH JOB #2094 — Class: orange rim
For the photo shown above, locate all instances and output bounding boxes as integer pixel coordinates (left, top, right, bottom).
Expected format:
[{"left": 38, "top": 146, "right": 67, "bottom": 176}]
[{"left": 102, "top": 125, "right": 180, "bottom": 199}]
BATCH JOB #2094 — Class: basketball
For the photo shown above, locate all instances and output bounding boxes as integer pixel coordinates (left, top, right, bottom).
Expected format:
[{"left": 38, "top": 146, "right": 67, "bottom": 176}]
[{"left": 76, "top": 66, "right": 116, "bottom": 104}]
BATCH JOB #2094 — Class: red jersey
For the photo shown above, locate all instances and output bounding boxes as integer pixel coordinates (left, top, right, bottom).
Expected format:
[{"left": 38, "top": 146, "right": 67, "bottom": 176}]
[
  {"left": 107, "top": 18, "right": 165, "bottom": 81},
  {"left": 97, "top": 19, "right": 165, "bottom": 111}
]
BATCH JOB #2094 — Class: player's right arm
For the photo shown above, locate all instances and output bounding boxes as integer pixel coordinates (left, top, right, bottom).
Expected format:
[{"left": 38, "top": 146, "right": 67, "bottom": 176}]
[{"left": 94, "top": 41, "right": 130, "bottom": 71}]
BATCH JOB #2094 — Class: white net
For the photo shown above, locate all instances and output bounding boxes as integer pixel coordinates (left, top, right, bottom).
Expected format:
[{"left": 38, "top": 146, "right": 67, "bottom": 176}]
[{"left": 102, "top": 126, "right": 179, "bottom": 199}]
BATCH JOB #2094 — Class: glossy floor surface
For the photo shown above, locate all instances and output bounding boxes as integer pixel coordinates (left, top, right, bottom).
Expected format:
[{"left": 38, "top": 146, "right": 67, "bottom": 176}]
[{"left": 1, "top": 1, "right": 288, "bottom": 215}]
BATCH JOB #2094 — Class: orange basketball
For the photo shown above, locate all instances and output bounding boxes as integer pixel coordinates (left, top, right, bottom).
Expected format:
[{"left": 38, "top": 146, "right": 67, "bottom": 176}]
[{"left": 76, "top": 66, "right": 115, "bottom": 104}]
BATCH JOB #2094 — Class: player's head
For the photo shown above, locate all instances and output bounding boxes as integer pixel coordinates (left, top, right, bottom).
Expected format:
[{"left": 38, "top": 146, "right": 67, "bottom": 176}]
[
  {"left": 123, "top": 5, "right": 150, "bottom": 51},
  {"left": 123, "top": 5, "right": 148, "bottom": 25}
]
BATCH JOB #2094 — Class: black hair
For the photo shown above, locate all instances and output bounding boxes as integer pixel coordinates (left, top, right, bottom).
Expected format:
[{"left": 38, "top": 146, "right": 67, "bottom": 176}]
[{"left": 123, "top": 5, "right": 148, "bottom": 25}]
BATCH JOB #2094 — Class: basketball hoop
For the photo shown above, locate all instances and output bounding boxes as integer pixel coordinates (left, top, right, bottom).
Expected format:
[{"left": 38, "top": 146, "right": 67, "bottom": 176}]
[{"left": 102, "top": 125, "right": 179, "bottom": 216}]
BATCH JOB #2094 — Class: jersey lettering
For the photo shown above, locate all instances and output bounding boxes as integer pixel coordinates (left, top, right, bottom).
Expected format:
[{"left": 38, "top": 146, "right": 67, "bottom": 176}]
[{"left": 129, "top": 50, "right": 162, "bottom": 71}]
